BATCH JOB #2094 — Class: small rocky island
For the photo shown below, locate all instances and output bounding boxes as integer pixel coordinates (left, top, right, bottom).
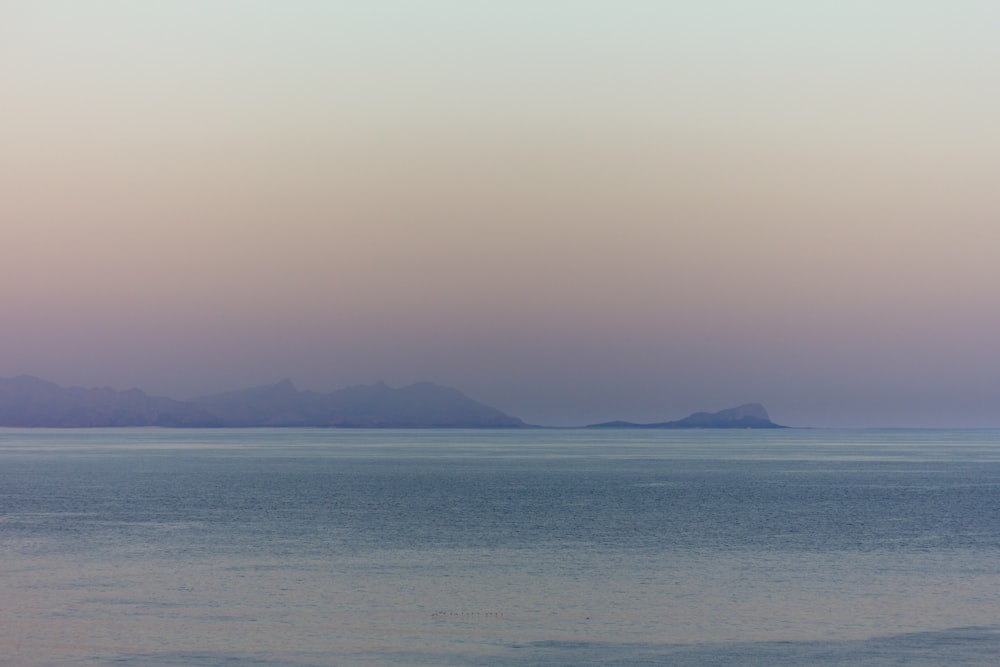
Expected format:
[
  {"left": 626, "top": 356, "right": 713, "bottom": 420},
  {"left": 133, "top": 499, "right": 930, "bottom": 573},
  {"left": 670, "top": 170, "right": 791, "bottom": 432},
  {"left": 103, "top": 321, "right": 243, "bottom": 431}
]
[{"left": 587, "top": 403, "right": 784, "bottom": 429}]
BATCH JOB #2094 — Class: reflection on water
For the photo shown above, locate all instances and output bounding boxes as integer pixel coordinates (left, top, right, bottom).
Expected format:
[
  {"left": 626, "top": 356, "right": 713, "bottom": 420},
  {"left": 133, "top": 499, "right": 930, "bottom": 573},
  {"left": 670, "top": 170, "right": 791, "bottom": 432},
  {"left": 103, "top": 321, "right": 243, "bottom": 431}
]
[{"left": 2, "top": 428, "right": 1000, "bottom": 666}]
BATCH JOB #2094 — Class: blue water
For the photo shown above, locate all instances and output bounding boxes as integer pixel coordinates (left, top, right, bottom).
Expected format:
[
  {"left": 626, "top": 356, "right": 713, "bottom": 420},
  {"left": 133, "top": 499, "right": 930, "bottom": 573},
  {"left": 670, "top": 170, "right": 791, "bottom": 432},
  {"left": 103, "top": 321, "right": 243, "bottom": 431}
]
[{"left": 2, "top": 428, "right": 999, "bottom": 665}]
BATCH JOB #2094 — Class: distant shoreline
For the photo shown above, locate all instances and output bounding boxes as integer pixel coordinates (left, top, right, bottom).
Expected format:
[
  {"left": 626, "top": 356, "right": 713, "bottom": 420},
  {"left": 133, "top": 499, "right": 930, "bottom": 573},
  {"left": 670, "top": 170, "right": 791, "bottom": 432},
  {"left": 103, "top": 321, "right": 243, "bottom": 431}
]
[{"left": 1, "top": 375, "right": 789, "bottom": 429}]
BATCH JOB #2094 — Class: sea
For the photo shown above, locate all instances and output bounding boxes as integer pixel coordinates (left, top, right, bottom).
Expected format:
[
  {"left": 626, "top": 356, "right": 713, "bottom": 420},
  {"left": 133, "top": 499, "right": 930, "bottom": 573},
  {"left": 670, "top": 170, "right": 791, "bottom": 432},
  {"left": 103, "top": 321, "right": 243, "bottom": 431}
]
[{"left": 2, "top": 427, "right": 1000, "bottom": 666}]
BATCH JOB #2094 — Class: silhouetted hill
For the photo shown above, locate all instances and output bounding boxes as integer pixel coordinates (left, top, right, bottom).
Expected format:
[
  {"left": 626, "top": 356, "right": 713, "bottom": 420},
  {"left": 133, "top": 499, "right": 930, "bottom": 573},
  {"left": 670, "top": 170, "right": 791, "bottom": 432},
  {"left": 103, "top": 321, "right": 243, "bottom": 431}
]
[
  {"left": 192, "top": 380, "right": 527, "bottom": 428},
  {"left": 0, "top": 375, "right": 219, "bottom": 427},
  {"left": 588, "top": 403, "right": 784, "bottom": 429},
  {"left": 0, "top": 376, "right": 526, "bottom": 428},
  {"left": 191, "top": 379, "right": 331, "bottom": 426},
  {"left": 0, "top": 375, "right": 781, "bottom": 429}
]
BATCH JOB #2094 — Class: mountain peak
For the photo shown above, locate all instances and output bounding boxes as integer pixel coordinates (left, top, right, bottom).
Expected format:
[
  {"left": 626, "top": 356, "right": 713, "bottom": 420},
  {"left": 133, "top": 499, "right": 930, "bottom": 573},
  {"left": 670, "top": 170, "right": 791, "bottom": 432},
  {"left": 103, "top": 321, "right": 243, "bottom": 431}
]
[
  {"left": 274, "top": 378, "right": 297, "bottom": 392},
  {"left": 717, "top": 403, "right": 770, "bottom": 421}
]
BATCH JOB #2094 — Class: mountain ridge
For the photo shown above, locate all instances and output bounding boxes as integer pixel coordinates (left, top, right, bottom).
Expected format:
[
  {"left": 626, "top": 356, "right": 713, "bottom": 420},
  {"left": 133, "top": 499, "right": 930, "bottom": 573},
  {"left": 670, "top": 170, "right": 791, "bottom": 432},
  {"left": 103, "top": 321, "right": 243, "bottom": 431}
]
[
  {"left": 0, "top": 375, "right": 218, "bottom": 427},
  {"left": 0, "top": 375, "right": 783, "bottom": 429},
  {"left": 191, "top": 379, "right": 526, "bottom": 428},
  {"left": 0, "top": 376, "right": 526, "bottom": 428}
]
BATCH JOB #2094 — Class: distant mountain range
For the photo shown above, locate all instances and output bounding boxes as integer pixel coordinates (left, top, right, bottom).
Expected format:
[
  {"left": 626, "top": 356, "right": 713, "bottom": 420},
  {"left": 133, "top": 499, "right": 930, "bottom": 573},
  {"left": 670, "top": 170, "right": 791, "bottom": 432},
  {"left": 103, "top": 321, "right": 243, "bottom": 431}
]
[
  {"left": 0, "top": 375, "right": 784, "bottom": 429},
  {"left": 0, "top": 376, "right": 524, "bottom": 428},
  {"left": 190, "top": 379, "right": 525, "bottom": 428},
  {"left": 0, "top": 375, "right": 216, "bottom": 427}
]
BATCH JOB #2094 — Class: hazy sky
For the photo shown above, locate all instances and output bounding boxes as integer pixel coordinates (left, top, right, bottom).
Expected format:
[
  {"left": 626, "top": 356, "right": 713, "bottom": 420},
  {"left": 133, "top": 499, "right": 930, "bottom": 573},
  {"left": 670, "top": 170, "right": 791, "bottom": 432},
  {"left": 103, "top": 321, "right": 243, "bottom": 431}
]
[{"left": 3, "top": 1, "right": 999, "bottom": 427}]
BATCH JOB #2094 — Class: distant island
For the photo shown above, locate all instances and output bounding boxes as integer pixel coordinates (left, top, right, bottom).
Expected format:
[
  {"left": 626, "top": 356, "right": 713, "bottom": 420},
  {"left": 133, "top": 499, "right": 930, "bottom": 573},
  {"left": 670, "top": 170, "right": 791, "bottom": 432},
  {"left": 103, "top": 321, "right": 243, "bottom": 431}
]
[
  {"left": 0, "top": 376, "right": 525, "bottom": 428},
  {"left": 587, "top": 403, "right": 784, "bottom": 429},
  {"left": 0, "top": 375, "right": 784, "bottom": 429}
]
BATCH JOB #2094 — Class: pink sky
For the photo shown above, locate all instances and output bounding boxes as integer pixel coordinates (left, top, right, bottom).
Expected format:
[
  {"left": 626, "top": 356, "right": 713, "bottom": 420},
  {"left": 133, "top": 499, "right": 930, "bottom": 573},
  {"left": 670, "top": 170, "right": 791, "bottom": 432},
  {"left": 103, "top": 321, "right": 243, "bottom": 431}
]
[{"left": 3, "top": 2, "right": 999, "bottom": 426}]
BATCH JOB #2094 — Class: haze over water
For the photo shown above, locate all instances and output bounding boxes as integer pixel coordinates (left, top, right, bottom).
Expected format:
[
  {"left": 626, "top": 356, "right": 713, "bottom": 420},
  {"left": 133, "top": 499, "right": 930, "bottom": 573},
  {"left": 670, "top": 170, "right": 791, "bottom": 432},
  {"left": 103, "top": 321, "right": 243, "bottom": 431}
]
[
  {"left": 5, "top": 11, "right": 999, "bottom": 665},
  {"left": 3, "top": 428, "right": 1000, "bottom": 666},
  {"left": 4, "top": 2, "right": 1000, "bottom": 428}
]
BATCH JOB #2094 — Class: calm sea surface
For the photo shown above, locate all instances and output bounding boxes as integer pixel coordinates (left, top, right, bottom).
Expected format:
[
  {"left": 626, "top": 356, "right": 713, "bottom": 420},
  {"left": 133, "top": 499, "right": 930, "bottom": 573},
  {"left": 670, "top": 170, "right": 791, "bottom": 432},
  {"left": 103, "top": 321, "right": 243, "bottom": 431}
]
[{"left": 2, "top": 428, "right": 999, "bottom": 666}]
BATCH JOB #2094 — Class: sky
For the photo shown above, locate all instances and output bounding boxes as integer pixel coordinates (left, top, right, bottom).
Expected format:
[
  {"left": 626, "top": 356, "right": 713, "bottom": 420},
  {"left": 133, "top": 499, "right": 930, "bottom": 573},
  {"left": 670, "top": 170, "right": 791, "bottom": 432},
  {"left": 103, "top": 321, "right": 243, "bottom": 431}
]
[{"left": 2, "top": 1, "right": 999, "bottom": 427}]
